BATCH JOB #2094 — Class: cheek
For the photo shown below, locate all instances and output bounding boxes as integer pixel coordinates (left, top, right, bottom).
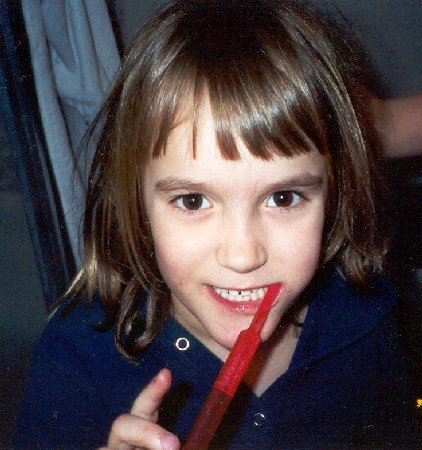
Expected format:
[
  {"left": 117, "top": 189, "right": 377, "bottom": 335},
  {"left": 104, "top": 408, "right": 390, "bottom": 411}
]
[
  {"left": 300, "top": 219, "right": 324, "bottom": 257},
  {"left": 150, "top": 219, "right": 205, "bottom": 288},
  {"left": 152, "top": 232, "right": 182, "bottom": 278},
  {"left": 274, "top": 214, "right": 325, "bottom": 273},
  {"left": 154, "top": 246, "right": 187, "bottom": 294},
  {"left": 303, "top": 222, "right": 324, "bottom": 265}
]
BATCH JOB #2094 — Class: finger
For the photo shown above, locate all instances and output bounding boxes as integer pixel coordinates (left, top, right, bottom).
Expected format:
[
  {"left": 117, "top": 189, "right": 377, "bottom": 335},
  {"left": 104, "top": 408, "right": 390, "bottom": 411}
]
[
  {"left": 130, "top": 368, "right": 172, "bottom": 421},
  {"left": 108, "top": 413, "right": 180, "bottom": 450}
]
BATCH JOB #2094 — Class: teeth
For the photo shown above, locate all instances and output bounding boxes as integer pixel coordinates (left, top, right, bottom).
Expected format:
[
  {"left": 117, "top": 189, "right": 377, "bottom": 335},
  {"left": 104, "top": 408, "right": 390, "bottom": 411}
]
[{"left": 213, "top": 286, "right": 268, "bottom": 302}]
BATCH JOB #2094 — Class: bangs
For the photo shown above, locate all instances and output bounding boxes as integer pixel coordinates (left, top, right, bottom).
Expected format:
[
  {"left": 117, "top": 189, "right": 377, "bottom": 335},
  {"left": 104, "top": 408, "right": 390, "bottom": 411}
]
[{"left": 149, "top": 0, "right": 330, "bottom": 161}]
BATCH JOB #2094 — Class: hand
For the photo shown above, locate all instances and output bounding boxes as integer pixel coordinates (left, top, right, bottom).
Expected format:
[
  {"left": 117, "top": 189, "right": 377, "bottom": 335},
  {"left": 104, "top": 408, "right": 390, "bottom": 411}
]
[
  {"left": 101, "top": 368, "right": 181, "bottom": 450},
  {"left": 370, "top": 91, "right": 422, "bottom": 158}
]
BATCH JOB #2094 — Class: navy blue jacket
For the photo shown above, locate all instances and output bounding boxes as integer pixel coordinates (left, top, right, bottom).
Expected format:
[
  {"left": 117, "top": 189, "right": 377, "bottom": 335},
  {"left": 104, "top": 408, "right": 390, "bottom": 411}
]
[{"left": 15, "top": 271, "right": 417, "bottom": 448}]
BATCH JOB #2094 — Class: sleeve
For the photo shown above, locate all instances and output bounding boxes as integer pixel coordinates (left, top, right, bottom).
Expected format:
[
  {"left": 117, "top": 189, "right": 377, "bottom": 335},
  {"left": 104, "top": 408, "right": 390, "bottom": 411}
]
[{"left": 14, "top": 316, "right": 113, "bottom": 449}]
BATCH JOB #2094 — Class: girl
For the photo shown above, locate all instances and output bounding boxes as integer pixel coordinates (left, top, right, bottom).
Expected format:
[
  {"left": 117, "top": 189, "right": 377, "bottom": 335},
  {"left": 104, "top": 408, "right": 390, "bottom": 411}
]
[{"left": 16, "top": 0, "right": 417, "bottom": 448}]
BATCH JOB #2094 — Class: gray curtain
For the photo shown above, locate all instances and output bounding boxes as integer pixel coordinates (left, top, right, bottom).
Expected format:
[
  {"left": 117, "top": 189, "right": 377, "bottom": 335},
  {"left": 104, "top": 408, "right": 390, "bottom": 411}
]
[{"left": 22, "top": 0, "right": 120, "bottom": 266}]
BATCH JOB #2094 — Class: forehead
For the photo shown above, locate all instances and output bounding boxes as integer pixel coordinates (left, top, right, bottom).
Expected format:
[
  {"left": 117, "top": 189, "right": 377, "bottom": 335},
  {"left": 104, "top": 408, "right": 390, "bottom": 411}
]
[
  {"left": 145, "top": 101, "right": 328, "bottom": 191},
  {"left": 157, "top": 95, "right": 318, "bottom": 161}
]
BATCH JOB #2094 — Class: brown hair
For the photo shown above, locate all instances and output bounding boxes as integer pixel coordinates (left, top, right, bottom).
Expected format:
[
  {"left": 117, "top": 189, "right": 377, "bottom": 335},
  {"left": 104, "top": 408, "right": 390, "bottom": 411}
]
[{"left": 65, "top": 0, "right": 388, "bottom": 360}]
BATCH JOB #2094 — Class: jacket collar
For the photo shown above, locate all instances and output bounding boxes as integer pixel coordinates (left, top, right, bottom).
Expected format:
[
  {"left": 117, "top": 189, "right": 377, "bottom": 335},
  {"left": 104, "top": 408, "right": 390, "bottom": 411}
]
[{"left": 289, "top": 269, "right": 396, "bottom": 372}]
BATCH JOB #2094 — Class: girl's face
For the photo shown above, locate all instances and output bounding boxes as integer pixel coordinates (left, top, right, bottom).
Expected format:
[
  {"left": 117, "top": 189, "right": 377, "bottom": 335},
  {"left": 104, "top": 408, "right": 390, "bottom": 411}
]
[{"left": 143, "top": 102, "right": 328, "bottom": 360}]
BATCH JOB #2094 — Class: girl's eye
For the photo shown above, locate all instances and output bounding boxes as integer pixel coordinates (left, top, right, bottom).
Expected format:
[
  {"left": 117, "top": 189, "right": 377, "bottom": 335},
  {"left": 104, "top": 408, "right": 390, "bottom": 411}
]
[
  {"left": 266, "top": 191, "right": 302, "bottom": 208},
  {"left": 174, "top": 194, "right": 211, "bottom": 211}
]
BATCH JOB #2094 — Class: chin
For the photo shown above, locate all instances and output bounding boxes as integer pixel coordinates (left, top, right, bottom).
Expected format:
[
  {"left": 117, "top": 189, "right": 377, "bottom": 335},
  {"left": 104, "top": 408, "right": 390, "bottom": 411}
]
[
  {"left": 215, "top": 329, "right": 241, "bottom": 350},
  {"left": 203, "top": 327, "right": 243, "bottom": 358},
  {"left": 212, "top": 316, "right": 279, "bottom": 354}
]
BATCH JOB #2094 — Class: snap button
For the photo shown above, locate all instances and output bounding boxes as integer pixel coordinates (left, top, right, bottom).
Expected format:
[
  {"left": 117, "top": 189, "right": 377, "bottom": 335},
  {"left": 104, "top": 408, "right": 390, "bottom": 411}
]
[
  {"left": 253, "top": 412, "right": 266, "bottom": 427},
  {"left": 175, "top": 337, "right": 190, "bottom": 351}
]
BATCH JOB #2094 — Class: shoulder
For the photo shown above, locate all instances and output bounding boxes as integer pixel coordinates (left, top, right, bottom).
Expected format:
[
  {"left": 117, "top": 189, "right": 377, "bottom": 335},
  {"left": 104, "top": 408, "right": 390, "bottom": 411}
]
[
  {"left": 289, "top": 271, "right": 417, "bottom": 445},
  {"left": 312, "top": 269, "right": 397, "bottom": 327},
  {"left": 26, "top": 297, "right": 119, "bottom": 385},
  {"left": 36, "top": 297, "right": 168, "bottom": 393},
  {"left": 42, "top": 297, "right": 114, "bottom": 355}
]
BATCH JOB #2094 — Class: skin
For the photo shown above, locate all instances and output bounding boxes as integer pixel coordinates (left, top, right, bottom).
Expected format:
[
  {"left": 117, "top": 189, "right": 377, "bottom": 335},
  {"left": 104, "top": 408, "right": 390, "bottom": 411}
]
[
  {"left": 103, "top": 368, "right": 180, "bottom": 450},
  {"left": 370, "top": 91, "right": 422, "bottom": 158},
  {"left": 105, "top": 100, "right": 328, "bottom": 448}
]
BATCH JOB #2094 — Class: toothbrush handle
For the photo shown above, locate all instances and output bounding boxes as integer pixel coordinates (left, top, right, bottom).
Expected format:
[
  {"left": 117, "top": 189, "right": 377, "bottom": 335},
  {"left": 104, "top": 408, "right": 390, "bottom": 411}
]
[
  {"left": 183, "top": 386, "right": 231, "bottom": 450},
  {"left": 183, "top": 330, "right": 260, "bottom": 449},
  {"left": 214, "top": 329, "right": 260, "bottom": 396}
]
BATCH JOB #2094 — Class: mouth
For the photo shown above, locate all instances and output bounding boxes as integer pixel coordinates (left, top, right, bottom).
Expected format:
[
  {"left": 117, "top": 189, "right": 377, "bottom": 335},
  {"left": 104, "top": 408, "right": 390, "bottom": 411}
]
[{"left": 212, "top": 286, "right": 267, "bottom": 302}]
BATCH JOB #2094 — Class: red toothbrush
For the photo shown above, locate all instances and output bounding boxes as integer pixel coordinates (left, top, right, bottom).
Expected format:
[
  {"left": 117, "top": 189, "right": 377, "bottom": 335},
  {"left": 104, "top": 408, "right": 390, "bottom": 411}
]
[{"left": 183, "top": 283, "right": 282, "bottom": 449}]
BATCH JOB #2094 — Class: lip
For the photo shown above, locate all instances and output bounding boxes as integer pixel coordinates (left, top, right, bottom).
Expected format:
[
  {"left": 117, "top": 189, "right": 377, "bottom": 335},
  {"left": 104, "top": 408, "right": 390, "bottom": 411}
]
[{"left": 206, "top": 283, "right": 282, "bottom": 314}]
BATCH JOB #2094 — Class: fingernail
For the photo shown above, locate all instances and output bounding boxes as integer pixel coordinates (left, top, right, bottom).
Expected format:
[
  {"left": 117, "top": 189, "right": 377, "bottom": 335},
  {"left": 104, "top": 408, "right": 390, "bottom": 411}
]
[{"left": 161, "top": 433, "right": 179, "bottom": 450}]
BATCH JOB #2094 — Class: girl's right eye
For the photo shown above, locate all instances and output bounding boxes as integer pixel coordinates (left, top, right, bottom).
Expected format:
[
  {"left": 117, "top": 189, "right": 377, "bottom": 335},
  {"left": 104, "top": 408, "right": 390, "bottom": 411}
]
[{"left": 172, "top": 194, "right": 212, "bottom": 211}]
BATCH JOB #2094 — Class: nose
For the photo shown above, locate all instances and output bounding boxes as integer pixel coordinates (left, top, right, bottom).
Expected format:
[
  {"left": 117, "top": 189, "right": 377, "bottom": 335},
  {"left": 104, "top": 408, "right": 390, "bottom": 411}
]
[{"left": 216, "top": 217, "right": 267, "bottom": 274}]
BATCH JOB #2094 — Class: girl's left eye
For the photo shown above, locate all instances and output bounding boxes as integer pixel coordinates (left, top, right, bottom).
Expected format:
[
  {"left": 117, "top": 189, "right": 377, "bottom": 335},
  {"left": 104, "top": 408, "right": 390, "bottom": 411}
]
[
  {"left": 173, "top": 194, "right": 212, "bottom": 211},
  {"left": 266, "top": 191, "right": 302, "bottom": 208}
]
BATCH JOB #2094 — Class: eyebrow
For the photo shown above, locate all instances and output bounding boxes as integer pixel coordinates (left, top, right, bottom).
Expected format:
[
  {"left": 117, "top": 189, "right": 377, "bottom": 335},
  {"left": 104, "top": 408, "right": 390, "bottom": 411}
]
[
  {"left": 155, "top": 178, "right": 209, "bottom": 193},
  {"left": 261, "top": 174, "right": 324, "bottom": 191},
  {"left": 154, "top": 173, "right": 324, "bottom": 193}
]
